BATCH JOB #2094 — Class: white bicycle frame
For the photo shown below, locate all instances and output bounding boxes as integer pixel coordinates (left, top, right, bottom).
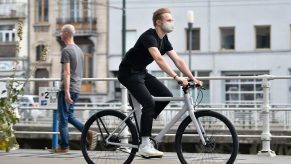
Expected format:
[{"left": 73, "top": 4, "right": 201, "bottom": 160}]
[
  {"left": 134, "top": 91, "right": 207, "bottom": 144},
  {"left": 105, "top": 90, "right": 207, "bottom": 148}
]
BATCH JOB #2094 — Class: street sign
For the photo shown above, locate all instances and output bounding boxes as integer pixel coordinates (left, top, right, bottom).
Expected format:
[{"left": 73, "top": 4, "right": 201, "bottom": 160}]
[{"left": 39, "top": 87, "right": 59, "bottom": 107}]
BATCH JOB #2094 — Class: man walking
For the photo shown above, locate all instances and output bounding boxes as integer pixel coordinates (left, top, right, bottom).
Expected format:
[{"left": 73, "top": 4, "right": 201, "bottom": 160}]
[{"left": 53, "top": 24, "right": 95, "bottom": 153}]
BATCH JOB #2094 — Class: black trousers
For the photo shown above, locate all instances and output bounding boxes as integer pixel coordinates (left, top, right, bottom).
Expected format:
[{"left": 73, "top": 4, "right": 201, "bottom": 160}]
[{"left": 118, "top": 70, "right": 173, "bottom": 137}]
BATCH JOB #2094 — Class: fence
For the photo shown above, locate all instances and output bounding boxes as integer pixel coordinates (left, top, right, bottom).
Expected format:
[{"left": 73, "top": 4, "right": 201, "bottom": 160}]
[{"left": 1, "top": 75, "right": 291, "bottom": 156}]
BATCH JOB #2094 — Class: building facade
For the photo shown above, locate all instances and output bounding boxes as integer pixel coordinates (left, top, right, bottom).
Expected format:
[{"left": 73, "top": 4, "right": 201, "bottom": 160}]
[
  {"left": 28, "top": 0, "right": 108, "bottom": 101},
  {"left": 0, "top": 0, "right": 28, "bottom": 77},
  {"left": 108, "top": 0, "right": 291, "bottom": 105},
  {"left": 0, "top": 0, "right": 28, "bottom": 95}
]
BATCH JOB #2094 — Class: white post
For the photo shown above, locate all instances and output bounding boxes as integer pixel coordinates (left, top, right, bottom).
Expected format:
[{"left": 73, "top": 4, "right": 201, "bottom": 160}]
[
  {"left": 258, "top": 75, "right": 276, "bottom": 157},
  {"left": 120, "top": 84, "right": 129, "bottom": 146},
  {"left": 120, "top": 84, "right": 128, "bottom": 113}
]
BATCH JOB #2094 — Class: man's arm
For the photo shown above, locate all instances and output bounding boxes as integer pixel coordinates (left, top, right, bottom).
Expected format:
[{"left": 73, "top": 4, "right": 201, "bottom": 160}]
[
  {"left": 167, "top": 50, "right": 203, "bottom": 85},
  {"left": 63, "top": 63, "right": 73, "bottom": 104},
  {"left": 148, "top": 47, "right": 189, "bottom": 86},
  {"left": 148, "top": 47, "right": 177, "bottom": 77}
]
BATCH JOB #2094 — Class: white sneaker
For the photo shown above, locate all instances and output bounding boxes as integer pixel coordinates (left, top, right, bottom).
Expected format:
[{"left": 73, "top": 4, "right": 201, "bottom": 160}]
[{"left": 139, "top": 143, "right": 163, "bottom": 158}]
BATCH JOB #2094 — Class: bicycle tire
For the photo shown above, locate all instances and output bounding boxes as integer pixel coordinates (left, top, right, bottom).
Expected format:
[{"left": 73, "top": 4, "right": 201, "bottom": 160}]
[
  {"left": 175, "top": 110, "right": 239, "bottom": 164},
  {"left": 81, "top": 110, "right": 139, "bottom": 164}
]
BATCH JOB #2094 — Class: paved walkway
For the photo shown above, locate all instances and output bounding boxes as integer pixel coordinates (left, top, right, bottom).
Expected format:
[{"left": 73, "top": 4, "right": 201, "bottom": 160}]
[{"left": 1, "top": 149, "right": 291, "bottom": 164}]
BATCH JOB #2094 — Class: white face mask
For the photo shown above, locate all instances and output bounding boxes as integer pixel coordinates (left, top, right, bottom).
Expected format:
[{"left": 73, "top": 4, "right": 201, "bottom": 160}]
[{"left": 161, "top": 21, "right": 174, "bottom": 33}]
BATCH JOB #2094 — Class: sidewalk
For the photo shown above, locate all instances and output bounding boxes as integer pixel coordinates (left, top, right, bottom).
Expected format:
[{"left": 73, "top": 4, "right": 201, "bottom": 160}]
[{"left": 1, "top": 149, "right": 291, "bottom": 164}]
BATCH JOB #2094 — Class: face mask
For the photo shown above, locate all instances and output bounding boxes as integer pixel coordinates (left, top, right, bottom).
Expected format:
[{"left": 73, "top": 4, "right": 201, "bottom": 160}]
[{"left": 161, "top": 21, "right": 174, "bottom": 33}]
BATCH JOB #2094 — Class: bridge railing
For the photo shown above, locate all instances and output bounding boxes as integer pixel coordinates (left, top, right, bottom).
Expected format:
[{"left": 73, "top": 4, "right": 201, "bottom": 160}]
[{"left": 1, "top": 75, "right": 291, "bottom": 156}]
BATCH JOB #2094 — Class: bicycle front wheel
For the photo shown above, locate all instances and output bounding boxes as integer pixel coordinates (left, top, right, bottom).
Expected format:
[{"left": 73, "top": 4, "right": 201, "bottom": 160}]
[
  {"left": 175, "top": 110, "right": 239, "bottom": 164},
  {"left": 81, "top": 110, "right": 139, "bottom": 164}
]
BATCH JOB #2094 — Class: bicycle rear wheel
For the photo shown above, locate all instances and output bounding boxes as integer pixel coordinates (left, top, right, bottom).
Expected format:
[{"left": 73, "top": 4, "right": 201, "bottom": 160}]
[
  {"left": 81, "top": 110, "right": 139, "bottom": 164},
  {"left": 175, "top": 110, "right": 239, "bottom": 164}
]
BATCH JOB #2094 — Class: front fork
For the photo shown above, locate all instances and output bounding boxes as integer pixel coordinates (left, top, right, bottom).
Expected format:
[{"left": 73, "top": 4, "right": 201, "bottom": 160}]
[
  {"left": 188, "top": 111, "right": 207, "bottom": 145},
  {"left": 185, "top": 93, "right": 207, "bottom": 145}
]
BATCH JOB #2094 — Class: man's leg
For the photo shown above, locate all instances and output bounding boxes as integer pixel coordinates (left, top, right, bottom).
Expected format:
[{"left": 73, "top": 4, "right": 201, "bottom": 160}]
[
  {"left": 57, "top": 91, "right": 70, "bottom": 150},
  {"left": 67, "top": 92, "right": 84, "bottom": 132},
  {"left": 119, "top": 74, "right": 163, "bottom": 157},
  {"left": 145, "top": 74, "right": 173, "bottom": 119},
  {"left": 121, "top": 75, "right": 155, "bottom": 137}
]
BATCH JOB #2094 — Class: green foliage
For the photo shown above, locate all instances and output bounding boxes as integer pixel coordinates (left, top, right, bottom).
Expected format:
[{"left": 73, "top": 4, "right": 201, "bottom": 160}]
[{"left": 0, "top": 21, "right": 49, "bottom": 152}]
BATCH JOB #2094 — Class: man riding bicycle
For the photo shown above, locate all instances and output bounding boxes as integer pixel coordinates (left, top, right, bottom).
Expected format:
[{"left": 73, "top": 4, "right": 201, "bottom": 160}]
[{"left": 117, "top": 8, "right": 203, "bottom": 158}]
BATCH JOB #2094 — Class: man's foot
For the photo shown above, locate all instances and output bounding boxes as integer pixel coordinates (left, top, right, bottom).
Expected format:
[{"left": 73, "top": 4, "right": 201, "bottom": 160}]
[
  {"left": 87, "top": 130, "right": 97, "bottom": 150},
  {"left": 138, "top": 143, "right": 163, "bottom": 158},
  {"left": 49, "top": 147, "right": 69, "bottom": 153}
]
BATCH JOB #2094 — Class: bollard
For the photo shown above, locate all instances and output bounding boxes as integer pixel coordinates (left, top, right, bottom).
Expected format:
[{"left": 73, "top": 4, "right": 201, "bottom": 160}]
[
  {"left": 51, "top": 81, "right": 59, "bottom": 150},
  {"left": 258, "top": 75, "right": 276, "bottom": 157},
  {"left": 52, "top": 109, "right": 58, "bottom": 150}
]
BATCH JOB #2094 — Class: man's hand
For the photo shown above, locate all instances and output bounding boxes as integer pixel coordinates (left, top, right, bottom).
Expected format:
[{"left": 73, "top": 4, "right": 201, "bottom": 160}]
[
  {"left": 65, "top": 92, "right": 74, "bottom": 104},
  {"left": 193, "top": 79, "right": 203, "bottom": 87},
  {"left": 175, "top": 76, "right": 188, "bottom": 87}
]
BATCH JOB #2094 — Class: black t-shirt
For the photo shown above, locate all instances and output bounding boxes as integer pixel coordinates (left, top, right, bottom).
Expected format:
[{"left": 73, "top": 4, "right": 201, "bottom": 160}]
[{"left": 119, "top": 28, "right": 173, "bottom": 71}]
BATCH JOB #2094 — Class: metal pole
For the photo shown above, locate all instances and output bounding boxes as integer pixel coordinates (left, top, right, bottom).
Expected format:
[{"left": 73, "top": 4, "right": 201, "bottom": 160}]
[
  {"left": 258, "top": 75, "right": 276, "bottom": 157},
  {"left": 122, "top": 0, "right": 126, "bottom": 57},
  {"left": 188, "top": 22, "right": 193, "bottom": 71},
  {"left": 52, "top": 81, "right": 58, "bottom": 150}
]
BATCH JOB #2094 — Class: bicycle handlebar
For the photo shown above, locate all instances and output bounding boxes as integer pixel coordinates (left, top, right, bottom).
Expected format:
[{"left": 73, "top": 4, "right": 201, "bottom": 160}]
[{"left": 180, "top": 79, "right": 205, "bottom": 91}]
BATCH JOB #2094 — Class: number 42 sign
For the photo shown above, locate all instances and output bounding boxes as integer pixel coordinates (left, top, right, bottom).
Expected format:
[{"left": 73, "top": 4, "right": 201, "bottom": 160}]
[{"left": 39, "top": 87, "right": 59, "bottom": 107}]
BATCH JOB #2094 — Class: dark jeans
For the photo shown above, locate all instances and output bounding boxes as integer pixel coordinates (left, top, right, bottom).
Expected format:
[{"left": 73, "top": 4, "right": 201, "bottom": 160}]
[
  {"left": 58, "top": 91, "right": 84, "bottom": 148},
  {"left": 118, "top": 70, "right": 173, "bottom": 137}
]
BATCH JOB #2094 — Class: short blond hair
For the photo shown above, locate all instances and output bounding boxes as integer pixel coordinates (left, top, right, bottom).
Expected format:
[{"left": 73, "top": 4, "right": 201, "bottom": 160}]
[
  {"left": 152, "top": 8, "right": 171, "bottom": 26},
  {"left": 62, "top": 24, "right": 75, "bottom": 36}
]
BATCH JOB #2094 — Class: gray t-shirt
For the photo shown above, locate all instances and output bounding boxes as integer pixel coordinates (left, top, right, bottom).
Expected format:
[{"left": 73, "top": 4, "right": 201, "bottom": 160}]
[{"left": 60, "top": 44, "right": 84, "bottom": 93}]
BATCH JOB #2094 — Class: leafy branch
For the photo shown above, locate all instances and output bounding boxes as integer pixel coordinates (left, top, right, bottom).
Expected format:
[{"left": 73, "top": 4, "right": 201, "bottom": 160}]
[{"left": 0, "top": 21, "right": 49, "bottom": 152}]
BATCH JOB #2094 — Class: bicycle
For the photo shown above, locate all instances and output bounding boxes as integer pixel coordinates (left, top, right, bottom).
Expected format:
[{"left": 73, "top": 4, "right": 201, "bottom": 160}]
[{"left": 81, "top": 81, "right": 239, "bottom": 164}]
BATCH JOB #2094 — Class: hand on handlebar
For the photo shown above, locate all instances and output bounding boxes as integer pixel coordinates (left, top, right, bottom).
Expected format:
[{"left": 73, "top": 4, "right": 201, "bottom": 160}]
[
  {"left": 175, "top": 76, "right": 189, "bottom": 87},
  {"left": 193, "top": 79, "right": 203, "bottom": 87},
  {"left": 175, "top": 76, "right": 203, "bottom": 88}
]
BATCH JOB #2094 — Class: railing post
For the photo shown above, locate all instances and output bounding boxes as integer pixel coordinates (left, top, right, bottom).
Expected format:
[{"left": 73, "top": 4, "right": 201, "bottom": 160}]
[
  {"left": 51, "top": 81, "right": 58, "bottom": 150},
  {"left": 120, "top": 84, "right": 128, "bottom": 113},
  {"left": 258, "top": 75, "right": 276, "bottom": 157},
  {"left": 120, "top": 84, "right": 129, "bottom": 146}
]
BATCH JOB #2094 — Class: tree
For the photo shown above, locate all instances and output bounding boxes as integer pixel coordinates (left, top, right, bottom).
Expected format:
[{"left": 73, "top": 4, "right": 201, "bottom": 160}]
[{"left": 0, "top": 21, "right": 48, "bottom": 152}]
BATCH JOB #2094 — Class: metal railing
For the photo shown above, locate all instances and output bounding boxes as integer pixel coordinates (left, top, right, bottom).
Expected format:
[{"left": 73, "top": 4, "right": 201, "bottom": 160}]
[{"left": 2, "top": 75, "right": 291, "bottom": 156}]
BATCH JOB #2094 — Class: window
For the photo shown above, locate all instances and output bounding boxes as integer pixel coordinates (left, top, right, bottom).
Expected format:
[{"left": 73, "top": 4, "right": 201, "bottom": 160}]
[
  {"left": 35, "top": 68, "right": 49, "bottom": 94},
  {"left": 36, "top": 44, "right": 45, "bottom": 61},
  {"left": 186, "top": 28, "right": 200, "bottom": 51},
  {"left": 0, "top": 25, "right": 15, "bottom": 42},
  {"left": 70, "top": 0, "right": 80, "bottom": 22},
  {"left": 255, "top": 26, "right": 270, "bottom": 49},
  {"left": 35, "top": 0, "right": 49, "bottom": 23},
  {"left": 224, "top": 72, "right": 268, "bottom": 105},
  {"left": 220, "top": 27, "right": 235, "bottom": 50},
  {"left": 84, "top": 52, "right": 93, "bottom": 79}
]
